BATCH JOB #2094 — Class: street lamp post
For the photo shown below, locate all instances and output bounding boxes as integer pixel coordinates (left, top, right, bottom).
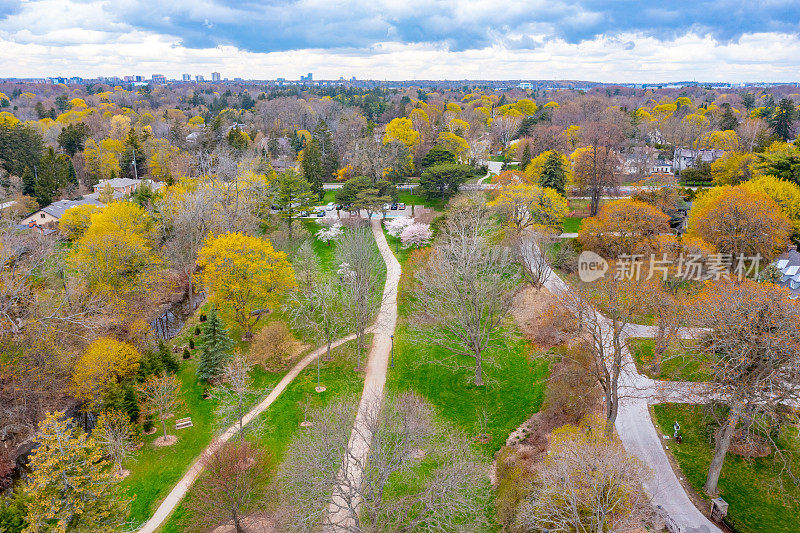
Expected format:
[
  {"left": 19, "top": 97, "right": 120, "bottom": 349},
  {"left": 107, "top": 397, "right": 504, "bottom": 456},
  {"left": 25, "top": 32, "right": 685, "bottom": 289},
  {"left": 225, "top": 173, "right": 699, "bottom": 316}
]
[{"left": 390, "top": 334, "right": 394, "bottom": 368}]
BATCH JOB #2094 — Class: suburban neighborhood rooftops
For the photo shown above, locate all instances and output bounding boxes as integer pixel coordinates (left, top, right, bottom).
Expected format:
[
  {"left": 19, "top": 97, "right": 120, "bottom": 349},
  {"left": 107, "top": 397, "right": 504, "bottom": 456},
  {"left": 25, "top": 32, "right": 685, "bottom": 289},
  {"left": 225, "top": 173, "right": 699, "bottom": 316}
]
[{"left": 38, "top": 197, "right": 104, "bottom": 220}]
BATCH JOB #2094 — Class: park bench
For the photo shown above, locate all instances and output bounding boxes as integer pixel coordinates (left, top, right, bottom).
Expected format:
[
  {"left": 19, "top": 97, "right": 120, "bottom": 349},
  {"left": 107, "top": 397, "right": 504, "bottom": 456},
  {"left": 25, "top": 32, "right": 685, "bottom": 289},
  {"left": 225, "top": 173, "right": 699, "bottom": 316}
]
[{"left": 175, "top": 417, "right": 193, "bottom": 430}]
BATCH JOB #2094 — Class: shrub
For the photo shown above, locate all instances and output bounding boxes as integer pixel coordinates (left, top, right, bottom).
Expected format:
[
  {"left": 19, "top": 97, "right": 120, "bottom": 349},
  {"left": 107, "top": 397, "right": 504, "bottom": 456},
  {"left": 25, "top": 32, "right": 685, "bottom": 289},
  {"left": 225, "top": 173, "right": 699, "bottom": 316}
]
[
  {"left": 195, "top": 326, "right": 201, "bottom": 336},
  {"left": 183, "top": 347, "right": 190, "bottom": 359},
  {"left": 249, "top": 321, "right": 299, "bottom": 371},
  {"left": 189, "top": 338, "right": 195, "bottom": 350}
]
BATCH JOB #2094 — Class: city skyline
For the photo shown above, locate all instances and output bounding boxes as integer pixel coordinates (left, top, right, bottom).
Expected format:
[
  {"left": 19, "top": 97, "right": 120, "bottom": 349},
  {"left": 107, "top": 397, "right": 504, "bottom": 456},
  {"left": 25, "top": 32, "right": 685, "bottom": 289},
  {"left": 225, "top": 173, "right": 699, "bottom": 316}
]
[{"left": 0, "top": 0, "right": 799, "bottom": 82}]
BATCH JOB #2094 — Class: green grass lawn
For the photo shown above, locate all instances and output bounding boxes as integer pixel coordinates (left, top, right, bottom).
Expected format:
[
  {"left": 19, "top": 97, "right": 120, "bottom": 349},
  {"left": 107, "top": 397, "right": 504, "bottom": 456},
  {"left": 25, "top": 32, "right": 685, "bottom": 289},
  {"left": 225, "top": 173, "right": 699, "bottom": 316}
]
[
  {"left": 396, "top": 190, "right": 446, "bottom": 212},
  {"left": 159, "top": 337, "right": 368, "bottom": 532},
  {"left": 653, "top": 404, "right": 800, "bottom": 533},
  {"left": 386, "top": 324, "right": 548, "bottom": 456},
  {"left": 562, "top": 216, "right": 583, "bottom": 233},
  {"left": 628, "top": 338, "right": 710, "bottom": 382},
  {"left": 382, "top": 226, "right": 414, "bottom": 265},
  {"left": 299, "top": 219, "right": 338, "bottom": 274}
]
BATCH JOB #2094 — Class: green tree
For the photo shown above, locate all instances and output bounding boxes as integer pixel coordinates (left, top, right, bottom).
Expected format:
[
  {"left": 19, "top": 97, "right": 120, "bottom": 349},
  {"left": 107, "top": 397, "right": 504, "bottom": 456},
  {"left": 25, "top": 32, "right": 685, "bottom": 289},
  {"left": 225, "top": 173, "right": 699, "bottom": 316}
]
[
  {"left": 539, "top": 150, "right": 567, "bottom": 196},
  {"left": 718, "top": 104, "right": 738, "bottom": 131},
  {"left": 197, "top": 307, "right": 235, "bottom": 382},
  {"left": 119, "top": 128, "right": 146, "bottom": 179},
  {"left": 334, "top": 175, "right": 394, "bottom": 206},
  {"left": 419, "top": 163, "right": 472, "bottom": 200},
  {"left": 0, "top": 122, "right": 43, "bottom": 178},
  {"left": 35, "top": 147, "right": 72, "bottom": 206},
  {"left": 57, "top": 123, "right": 90, "bottom": 157},
  {"left": 758, "top": 143, "right": 800, "bottom": 185},
  {"left": 301, "top": 139, "right": 324, "bottom": 200},
  {"left": 24, "top": 412, "right": 129, "bottom": 533},
  {"left": 314, "top": 120, "right": 338, "bottom": 180},
  {"left": 770, "top": 98, "right": 797, "bottom": 141},
  {"left": 273, "top": 170, "right": 315, "bottom": 238},
  {"left": 520, "top": 143, "right": 532, "bottom": 171},
  {"left": 420, "top": 145, "right": 456, "bottom": 169}
]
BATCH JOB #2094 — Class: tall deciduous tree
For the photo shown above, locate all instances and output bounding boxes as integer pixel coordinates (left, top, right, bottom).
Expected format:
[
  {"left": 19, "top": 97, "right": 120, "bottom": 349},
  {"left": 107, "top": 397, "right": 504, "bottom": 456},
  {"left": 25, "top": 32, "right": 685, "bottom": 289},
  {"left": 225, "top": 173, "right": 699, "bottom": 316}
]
[
  {"left": 94, "top": 409, "right": 137, "bottom": 477},
  {"left": 411, "top": 203, "right": 518, "bottom": 386},
  {"left": 24, "top": 412, "right": 129, "bottom": 533},
  {"left": 198, "top": 232, "right": 296, "bottom": 339},
  {"left": 695, "top": 280, "right": 800, "bottom": 495},
  {"left": 138, "top": 373, "right": 182, "bottom": 442}
]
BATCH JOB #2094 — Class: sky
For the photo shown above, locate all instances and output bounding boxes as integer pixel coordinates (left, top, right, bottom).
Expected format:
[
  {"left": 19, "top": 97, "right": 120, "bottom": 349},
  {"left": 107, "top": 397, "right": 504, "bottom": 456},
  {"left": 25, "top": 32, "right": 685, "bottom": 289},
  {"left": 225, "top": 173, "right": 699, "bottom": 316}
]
[{"left": 1, "top": 0, "right": 799, "bottom": 82}]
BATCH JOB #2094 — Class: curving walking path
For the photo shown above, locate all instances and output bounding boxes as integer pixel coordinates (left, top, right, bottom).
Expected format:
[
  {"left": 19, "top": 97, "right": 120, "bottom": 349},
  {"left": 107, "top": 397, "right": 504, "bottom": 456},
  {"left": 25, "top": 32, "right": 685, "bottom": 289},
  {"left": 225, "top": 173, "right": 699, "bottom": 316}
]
[
  {"left": 540, "top": 260, "right": 720, "bottom": 533},
  {"left": 136, "top": 333, "right": 358, "bottom": 533},
  {"left": 326, "top": 218, "right": 401, "bottom": 531}
]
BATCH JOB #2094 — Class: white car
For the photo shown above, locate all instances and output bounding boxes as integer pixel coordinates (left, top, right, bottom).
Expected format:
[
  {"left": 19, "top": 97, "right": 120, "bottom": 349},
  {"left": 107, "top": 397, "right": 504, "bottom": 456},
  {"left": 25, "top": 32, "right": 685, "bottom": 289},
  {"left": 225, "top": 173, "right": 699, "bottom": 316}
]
[{"left": 326, "top": 202, "right": 335, "bottom": 211}]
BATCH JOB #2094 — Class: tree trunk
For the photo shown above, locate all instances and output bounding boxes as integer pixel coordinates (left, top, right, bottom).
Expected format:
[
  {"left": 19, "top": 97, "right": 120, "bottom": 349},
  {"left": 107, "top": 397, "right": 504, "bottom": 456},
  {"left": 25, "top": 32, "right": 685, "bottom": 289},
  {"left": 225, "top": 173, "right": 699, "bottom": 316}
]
[
  {"left": 162, "top": 419, "right": 167, "bottom": 440},
  {"left": 704, "top": 405, "right": 741, "bottom": 495},
  {"left": 474, "top": 352, "right": 484, "bottom": 387}
]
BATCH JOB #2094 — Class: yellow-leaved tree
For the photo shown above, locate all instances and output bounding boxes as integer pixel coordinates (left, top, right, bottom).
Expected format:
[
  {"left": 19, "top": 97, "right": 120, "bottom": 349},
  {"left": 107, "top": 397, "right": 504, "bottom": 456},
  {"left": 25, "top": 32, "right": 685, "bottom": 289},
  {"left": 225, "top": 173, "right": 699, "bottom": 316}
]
[
  {"left": 24, "top": 412, "right": 129, "bottom": 533},
  {"left": 197, "top": 233, "right": 296, "bottom": 339},
  {"left": 489, "top": 183, "right": 568, "bottom": 234},
  {"left": 69, "top": 201, "right": 157, "bottom": 295},
  {"left": 436, "top": 131, "right": 469, "bottom": 162},
  {"left": 686, "top": 185, "right": 791, "bottom": 261},
  {"left": 71, "top": 337, "right": 141, "bottom": 409},
  {"left": 383, "top": 117, "right": 420, "bottom": 149},
  {"left": 59, "top": 204, "right": 102, "bottom": 240}
]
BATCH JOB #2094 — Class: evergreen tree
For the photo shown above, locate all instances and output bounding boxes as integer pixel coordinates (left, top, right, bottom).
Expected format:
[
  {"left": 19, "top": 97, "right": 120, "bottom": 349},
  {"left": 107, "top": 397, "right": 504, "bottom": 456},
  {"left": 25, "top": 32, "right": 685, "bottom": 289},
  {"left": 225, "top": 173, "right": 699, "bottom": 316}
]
[
  {"left": 540, "top": 151, "right": 567, "bottom": 197},
  {"left": 718, "top": 104, "right": 738, "bottom": 131},
  {"left": 197, "top": 307, "right": 234, "bottom": 382},
  {"left": 770, "top": 98, "right": 797, "bottom": 141},
  {"left": 520, "top": 144, "right": 532, "bottom": 170},
  {"left": 24, "top": 412, "right": 129, "bottom": 532},
  {"left": 314, "top": 120, "right": 338, "bottom": 180},
  {"left": 21, "top": 166, "right": 35, "bottom": 198},
  {"left": 119, "top": 128, "right": 146, "bottom": 179},
  {"left": 301, "top": 139, "right": 324, "bottom": 200}
]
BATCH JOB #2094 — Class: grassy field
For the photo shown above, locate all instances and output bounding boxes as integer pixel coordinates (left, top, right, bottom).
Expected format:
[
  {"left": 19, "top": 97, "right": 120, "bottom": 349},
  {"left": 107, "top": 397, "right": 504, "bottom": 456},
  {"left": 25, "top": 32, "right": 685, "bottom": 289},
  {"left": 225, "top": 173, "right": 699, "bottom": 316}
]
[
  {"left": 159, "top": 337, "right": 368, "bottom": 533},
  {"left": 628, "top": 338, "right": 710, "bottom": 382},
  {"left": 653, "top": 404, "right": 800, "bottom": 533},
  {"left": 396, "top": 189, "right": 446, "bottom": 212},
  {"left": 386, "top": 325, "right": 548, "bottom": 455},
  {"left": 299, "top": 219, "right": 338, "bottom": 274},
  {"left": 562, "top": 216, "right": 583, "bottom": 233}
]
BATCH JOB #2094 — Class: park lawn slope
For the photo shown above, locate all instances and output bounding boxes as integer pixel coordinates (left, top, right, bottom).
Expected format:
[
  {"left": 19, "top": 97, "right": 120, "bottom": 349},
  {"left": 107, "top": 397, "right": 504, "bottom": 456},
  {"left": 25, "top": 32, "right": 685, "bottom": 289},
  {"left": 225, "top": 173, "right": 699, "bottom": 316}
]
[{"left": 653, "top": 403, "right": 800, "bottom": 533}]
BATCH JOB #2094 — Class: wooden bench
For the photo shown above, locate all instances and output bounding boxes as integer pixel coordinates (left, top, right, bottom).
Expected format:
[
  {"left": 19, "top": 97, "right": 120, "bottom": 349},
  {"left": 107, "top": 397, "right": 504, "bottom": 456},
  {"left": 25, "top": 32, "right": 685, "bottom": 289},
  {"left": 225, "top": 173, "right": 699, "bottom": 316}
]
[{"left": 175, "top": 417, "right": 193, "bottom": 430}]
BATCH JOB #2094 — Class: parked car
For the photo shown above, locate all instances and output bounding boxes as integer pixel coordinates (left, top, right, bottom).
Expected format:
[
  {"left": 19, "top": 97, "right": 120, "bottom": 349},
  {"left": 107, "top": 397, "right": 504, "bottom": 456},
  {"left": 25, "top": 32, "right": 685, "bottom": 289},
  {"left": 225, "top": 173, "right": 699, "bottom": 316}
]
[
  {"left": 299, "top": 211, "right": 309, "bottom": 217},
  {"left": 316, "top": 209, "right": 325, "bottom": 217},
  {"left": 383, "top": 203, "right": 391, "bottom": 211},
  {"left": 336, "top": 204, "right": 344, "bottom": 210},
  {"left": 326, "top": 202, "right": 335, "bottom": 211},
  {"left": 391, "top": 203, "right": 398, "bottom": 210},
  {"left": 398, "top": 203, "right": 406, "bottom": 210}
]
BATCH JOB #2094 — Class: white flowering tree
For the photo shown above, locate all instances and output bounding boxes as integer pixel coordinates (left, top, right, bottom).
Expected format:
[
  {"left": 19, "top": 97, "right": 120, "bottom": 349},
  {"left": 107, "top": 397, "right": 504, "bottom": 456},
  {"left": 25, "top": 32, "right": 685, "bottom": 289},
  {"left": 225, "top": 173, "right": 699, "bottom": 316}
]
[
  {"left": 316, "top": 222, "right": 343, "bottom": 245},
  {"left": 401, "top": 222, "right": 433, "bottom": 249},
  {"left": 384, "top": 216, "right": 414, "bottom": 238}
]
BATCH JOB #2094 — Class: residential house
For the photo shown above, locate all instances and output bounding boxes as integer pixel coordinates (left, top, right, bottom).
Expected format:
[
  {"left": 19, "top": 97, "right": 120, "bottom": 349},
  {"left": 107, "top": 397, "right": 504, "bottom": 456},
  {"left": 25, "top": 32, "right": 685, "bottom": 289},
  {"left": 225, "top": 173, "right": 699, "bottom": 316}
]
[
  {"left": 773, "top": 246, "right": 800, "bottom": 298},
  {"left": 673, "top": 148, "right": 725, "bottom": 172},
  {"left": 20, "top": 197, "right": 104, "bottom": 228}
]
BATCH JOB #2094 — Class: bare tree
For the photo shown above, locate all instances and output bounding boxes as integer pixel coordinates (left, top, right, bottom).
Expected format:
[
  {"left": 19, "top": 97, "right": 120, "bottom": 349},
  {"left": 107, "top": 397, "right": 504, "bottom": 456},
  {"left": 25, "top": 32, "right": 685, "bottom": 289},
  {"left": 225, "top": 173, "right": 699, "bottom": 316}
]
[
  {"left": 411, "top": 203, "right": 518, "bottom": 386},
  {"left": 94, "top": 409, "right": 136, "bottom": 477},
  {"left": 694, "top": 280, "right": 800, "bottom": 495},
  {"left": 138, "top": 373, "right": 182, "bottom": 443},
  {"left": 560, "top": 276, "right": 639, "bottom": 435},
  {"left": 277, "top": 393, "right": 491, "bottom": 532},
  {"left": 288, "top": 276, "right": 350, "bottom": 390},
  {"left": 336, "top": 227, "right": 384, "bottom": 369},
  {"left": 214, "top": 351, "right": 263, "bottom": 440},
  {"left": 513, "top": 228, "right": 557, "bottom": 291},
  {"left": 516, "top": 415, "right": 653, "bottom": 532},
  {"left": 187, "top": 440, "right": 270, "bottom": 533}
]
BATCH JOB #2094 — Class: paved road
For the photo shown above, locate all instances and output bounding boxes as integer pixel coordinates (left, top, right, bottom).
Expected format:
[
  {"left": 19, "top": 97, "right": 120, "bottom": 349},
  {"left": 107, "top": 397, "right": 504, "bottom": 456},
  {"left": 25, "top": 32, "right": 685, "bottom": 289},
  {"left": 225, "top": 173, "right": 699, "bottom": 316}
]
[
  {"left": 136, "top": 334, "right": 358, "bottom": 533},
  {"left": 540, "top": 260, "right": 720, "bottom": 533},
  {"left": 326, "top": 218, "right": 401, "bottom": 531}
]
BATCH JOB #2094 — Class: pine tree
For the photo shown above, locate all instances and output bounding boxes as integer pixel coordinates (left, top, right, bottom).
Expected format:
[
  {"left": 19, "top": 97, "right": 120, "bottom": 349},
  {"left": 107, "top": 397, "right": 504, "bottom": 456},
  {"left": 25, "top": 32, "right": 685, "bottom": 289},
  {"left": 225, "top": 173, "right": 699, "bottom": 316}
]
[
  {"left": 770, "top": 98, "right": 797, "bottom": 141},
  {"left": 120, "top": 128, "right": 146, "bottom": 179},
  {"left": 520, "top": 144, "right": 532, "bottom": 170},
  {"left": 21, "top": 166, "right": 35, "bottom": 199},
  {"left": 24, "top": 412, "right": 129, "bottom": 532},
  {"left": 301, "top": 139, "right": 324, "bottom": 200},
  {"left": 540, "top": 151, "right": 567, "bottom": 197},
  {"left": 197, "top": 307, "right": 234, "bottom": 382},
  {"left": 314, "top": 120, "right": 338, "bottom": 181}
]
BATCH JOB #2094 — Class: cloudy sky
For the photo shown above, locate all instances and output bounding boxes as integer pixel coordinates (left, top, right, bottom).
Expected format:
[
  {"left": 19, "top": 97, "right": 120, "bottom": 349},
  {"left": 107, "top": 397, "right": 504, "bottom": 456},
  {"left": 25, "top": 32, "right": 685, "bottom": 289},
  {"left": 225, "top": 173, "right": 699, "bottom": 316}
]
[{"left": 1, "top": 0, "right": 799, "bottom": 82}]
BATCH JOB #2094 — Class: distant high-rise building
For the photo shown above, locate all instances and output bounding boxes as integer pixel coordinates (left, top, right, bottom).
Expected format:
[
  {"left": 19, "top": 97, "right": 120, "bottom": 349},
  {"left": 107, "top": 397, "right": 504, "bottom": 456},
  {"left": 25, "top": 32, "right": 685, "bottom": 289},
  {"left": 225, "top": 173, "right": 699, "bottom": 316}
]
[
  {"left": 300, "top": 72, "right": 313, "bottom": 82},
  {"left": 152, "top": 74, "right": 166, "bottom": 84},
  {"left": 195, "top": 75, "right": 205, "bottom": 82},
  {"left": 123, "top": 75, "right": 134, "bottom": 82},
  {"left": 182, "top": 73, "right": 191, "bottom": 81},
  {"left": 134, "top": 75, "right": 144, "bottom": 82},
  {"left": 211, "top": 72, "right": 221, "bottom": 81}
]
